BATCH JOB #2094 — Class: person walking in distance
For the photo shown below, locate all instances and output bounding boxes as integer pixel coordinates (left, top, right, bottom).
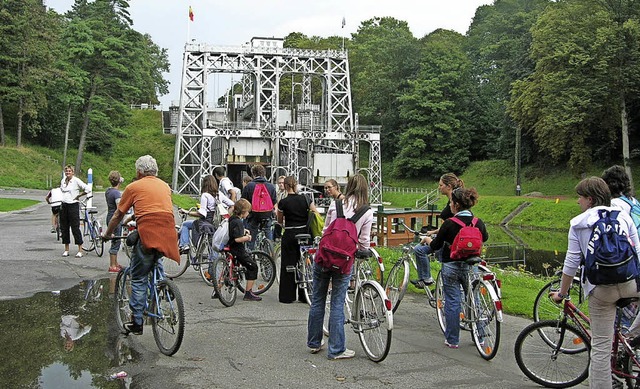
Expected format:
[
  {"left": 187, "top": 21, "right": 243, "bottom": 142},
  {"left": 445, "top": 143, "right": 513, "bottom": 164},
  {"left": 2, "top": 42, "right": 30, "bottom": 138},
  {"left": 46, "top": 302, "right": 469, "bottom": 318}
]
[
  {"left": 241, "top": 165, "right": 277, "bottom": 249},
  {"left": 45, "top": 187, "right": 63, "bottom": 233},
  {"left": 105, "top": 171, "right": 125, "bottom": 273},
  {"left": 274, "top": 175, "right": 287, "bottom": 241},
  {"left": 307, "top": 174, "right": 374, "bottom": 360},
  {"left": 102, "top": 155, "right": 179, "bottom": 335},
  {"left": 59, "top": 165, "right": 90, "bottom": 258}
]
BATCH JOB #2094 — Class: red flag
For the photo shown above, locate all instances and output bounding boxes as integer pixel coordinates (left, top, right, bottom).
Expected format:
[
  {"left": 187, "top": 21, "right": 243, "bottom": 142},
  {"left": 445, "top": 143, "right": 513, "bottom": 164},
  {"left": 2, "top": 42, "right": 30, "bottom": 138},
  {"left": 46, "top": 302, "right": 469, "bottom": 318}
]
[{"left": 189, "top": 6, "right": 194, "bottom": 21}]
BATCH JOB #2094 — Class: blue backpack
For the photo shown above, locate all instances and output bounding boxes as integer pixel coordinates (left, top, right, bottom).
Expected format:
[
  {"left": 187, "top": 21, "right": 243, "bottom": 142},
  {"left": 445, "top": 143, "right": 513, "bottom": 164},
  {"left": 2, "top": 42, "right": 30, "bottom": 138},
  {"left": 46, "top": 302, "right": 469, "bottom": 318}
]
[
  {"left": 583, "top": 209, "right": 640, "bottom": 285},
  {"left": 619, "top": 195, "right": 640, "bottom": 232}
]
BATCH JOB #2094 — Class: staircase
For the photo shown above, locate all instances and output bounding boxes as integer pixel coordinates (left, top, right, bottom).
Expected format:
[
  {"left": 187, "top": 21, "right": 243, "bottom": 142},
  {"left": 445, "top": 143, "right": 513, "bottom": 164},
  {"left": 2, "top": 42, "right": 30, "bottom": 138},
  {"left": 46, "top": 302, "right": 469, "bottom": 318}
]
[{"left": 415, "top": 188, "right": 440, "bottom": 209}]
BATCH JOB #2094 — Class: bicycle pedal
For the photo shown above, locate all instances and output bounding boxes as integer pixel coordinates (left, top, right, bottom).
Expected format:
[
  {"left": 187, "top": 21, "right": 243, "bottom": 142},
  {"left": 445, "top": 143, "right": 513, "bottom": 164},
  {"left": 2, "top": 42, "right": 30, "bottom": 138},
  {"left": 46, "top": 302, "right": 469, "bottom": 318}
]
[{"left": 285, "top": 266, "right": 296, "bottom": 272}]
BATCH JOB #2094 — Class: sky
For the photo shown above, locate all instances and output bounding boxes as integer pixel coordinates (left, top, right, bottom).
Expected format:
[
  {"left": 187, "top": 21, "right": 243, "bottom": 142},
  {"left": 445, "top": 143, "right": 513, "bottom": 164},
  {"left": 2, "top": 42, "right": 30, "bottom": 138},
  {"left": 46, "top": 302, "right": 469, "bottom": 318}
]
[{"left": 45, "top": 0, "right": 494, "bottom": 108}]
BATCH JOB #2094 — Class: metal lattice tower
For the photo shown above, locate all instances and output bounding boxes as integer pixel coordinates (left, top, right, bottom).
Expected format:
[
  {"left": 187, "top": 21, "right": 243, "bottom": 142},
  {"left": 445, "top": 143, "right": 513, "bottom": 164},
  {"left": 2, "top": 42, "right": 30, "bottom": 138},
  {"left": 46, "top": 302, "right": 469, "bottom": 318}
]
[{"left": 171, "top": 40, "right": 382, "bottom": 204}]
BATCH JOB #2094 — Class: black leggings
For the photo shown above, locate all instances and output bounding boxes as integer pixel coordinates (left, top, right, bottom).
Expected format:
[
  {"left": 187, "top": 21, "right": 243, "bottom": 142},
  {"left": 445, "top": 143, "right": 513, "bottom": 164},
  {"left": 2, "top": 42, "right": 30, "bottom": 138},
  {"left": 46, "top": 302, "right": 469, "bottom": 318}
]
[
  {"left": 233, "top": 251, "right": 258, "bottom": 280},
  {"left": 60, "top": 202, "right": 83, "bottom": 245}
]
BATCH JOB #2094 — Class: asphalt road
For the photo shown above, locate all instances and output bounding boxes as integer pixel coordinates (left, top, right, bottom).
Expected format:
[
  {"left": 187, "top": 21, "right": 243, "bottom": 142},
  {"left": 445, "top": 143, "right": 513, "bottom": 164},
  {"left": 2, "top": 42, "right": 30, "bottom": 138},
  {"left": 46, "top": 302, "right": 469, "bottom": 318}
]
[{"left": 0, "top": 188, "right": 581, "bottom": 388}]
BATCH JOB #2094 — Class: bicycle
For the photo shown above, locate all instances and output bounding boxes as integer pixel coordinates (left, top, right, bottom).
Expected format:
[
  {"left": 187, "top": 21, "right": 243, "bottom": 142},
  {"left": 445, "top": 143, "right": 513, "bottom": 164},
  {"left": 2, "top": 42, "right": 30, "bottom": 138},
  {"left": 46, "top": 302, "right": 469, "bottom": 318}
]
[
  {"left": 515, "top": 295, "right": 640, "bottom": 388},
  {"left": 322, "top": 247, "right": 394, "bottom": 362},
  {"left": 164, "top": 207, "right": 215, "bottom": 284},
  {"left": 79, "top": 196, "right": 104, "bottom": 257},
  {"left": 533, "top": 271, "right": 583, "bottom": 323},
  {"left": 286, "top": 234, "right": 317, "bottom": 305},
  {"left": 253, "top": 217, "right": 275, "bottom": 258},
  {"left": 111, "top": 237, "right": 185, "bottom": 356},
  {"left": 384, "top": 221, "right": 441, "bottom": 313},
  {"left": 435, "top": 256, "right": 503, "bottom": 360},
  {"left": 210, "top": 248, "right": 276, "bottom": 307}
]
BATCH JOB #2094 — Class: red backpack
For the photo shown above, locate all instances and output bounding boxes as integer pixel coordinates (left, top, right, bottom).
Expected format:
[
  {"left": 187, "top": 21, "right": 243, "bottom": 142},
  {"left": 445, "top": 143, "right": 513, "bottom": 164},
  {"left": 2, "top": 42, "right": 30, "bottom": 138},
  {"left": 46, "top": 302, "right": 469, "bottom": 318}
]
[
  {"left": 315, "top": 200, "right": 370, "bottom": 274},
  {"left": 251, "top": 183, "right": 274, "bottom": 212},
  {"left": 449, "top": 216, "right": 483, "bottom": 260}
]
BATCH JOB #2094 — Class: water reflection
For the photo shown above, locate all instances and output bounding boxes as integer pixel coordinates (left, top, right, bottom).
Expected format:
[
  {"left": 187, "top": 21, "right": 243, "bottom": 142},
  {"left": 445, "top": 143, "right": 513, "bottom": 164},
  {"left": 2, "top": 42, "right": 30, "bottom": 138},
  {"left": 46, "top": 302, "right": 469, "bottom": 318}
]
[
  {"left": 485, "top": 224, "right": 568, "bottom": 276},
  {"left": 0, "top": 278, "right": 139, "bottom": 388}
]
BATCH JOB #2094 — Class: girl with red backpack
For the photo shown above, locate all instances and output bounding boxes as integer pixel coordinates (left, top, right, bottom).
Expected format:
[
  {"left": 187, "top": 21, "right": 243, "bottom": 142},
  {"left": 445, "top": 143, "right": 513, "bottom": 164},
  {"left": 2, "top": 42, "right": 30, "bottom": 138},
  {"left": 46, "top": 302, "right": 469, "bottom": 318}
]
[{"left": 423, "top": 187, "right": 489, "bottom": 349}]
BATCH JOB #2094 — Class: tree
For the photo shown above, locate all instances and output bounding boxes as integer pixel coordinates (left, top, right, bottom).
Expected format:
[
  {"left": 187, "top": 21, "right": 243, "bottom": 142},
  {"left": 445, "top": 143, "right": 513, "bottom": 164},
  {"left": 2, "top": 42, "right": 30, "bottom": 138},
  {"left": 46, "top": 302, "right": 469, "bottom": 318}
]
[
  {"left": 509, "top": 0, "right": 640, "bottom": 173},
  {"left": 394, "top": 29, "right": 473, "bottom": 179},
  {"left": 62, "top": 0, "right": 169, "bottom": 172},
  {"left": 465, "top": 0, "right": 550, "bottom": 163},
  {"left": 349, "top": 17, "right": 421, "bottom": 160}
]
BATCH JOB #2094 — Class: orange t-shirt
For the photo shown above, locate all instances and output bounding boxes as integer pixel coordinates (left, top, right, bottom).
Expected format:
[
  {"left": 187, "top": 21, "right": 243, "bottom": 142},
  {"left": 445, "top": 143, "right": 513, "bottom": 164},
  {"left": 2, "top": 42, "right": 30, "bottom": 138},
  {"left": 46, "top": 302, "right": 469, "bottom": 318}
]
[{"left": 118, "top": 176, "right": 179, "bottom": 262}]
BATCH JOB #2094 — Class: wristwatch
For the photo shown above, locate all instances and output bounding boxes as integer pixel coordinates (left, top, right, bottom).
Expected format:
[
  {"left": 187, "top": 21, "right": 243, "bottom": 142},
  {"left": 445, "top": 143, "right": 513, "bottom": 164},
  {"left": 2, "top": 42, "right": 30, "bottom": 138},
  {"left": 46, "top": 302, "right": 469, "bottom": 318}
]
[{"left": 557, "top": 292, "right": 571, "bottom": 300}]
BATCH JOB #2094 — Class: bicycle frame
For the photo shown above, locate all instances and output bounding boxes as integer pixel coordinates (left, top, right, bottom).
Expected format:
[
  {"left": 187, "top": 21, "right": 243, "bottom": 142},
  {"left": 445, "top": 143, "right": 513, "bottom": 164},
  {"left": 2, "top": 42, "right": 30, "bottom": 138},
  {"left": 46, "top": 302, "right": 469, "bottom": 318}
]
[{"left": 558, "top": 298, "right": 640, "bottom": 381}]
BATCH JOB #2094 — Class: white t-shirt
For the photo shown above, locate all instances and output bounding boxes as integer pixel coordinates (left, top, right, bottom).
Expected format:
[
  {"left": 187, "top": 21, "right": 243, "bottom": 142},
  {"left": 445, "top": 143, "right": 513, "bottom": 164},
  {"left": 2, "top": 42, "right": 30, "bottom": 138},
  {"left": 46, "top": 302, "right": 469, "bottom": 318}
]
[{"left": 49, "top": 188, "right": 63, "bottom": 207}]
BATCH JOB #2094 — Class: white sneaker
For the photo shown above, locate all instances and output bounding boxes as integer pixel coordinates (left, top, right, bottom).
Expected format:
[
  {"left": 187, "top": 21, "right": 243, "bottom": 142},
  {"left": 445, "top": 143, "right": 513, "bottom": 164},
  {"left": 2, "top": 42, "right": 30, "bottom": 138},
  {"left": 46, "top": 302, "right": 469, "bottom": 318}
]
[
  {"left": 62, "top": 251, "right": 69, "bottom": 257},
  {"left": 309, "top": 339, "right": 325, "bottom": 354},
  {"left": 330, "top": 348, "right": 355, "bottom": 360},
  {"left": 75, "top": 252, "right": 84, "bottom": 258}
]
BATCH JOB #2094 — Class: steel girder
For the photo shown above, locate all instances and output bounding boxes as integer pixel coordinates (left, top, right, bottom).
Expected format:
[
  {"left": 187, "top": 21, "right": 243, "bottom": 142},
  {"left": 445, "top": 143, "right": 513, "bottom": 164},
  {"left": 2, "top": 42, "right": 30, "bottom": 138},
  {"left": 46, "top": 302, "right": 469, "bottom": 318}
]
[{"left": 173, "top": 43, "right": 380, "bottom": 199}]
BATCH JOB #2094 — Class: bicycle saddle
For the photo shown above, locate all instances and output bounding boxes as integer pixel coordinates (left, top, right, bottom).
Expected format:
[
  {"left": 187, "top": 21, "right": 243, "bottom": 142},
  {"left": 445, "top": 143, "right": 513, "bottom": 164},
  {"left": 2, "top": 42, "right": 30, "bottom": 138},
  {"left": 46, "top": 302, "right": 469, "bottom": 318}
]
[
  {"left": 356, "top": 248, "right": 373, "bottom": 258},
  {"left": 464, "top": 256, "right": 483, "bottom": 265},
  {"left": 617, "top": 297, "right": 639, "bottom": 308}
]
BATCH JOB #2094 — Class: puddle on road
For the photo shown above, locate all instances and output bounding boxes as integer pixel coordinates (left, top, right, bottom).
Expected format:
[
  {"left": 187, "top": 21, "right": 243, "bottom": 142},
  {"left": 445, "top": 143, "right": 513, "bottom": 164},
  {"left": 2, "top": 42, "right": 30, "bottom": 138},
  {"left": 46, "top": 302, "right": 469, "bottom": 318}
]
[{"left": 0, "top": 279, "right": 140, "bottom": 388}]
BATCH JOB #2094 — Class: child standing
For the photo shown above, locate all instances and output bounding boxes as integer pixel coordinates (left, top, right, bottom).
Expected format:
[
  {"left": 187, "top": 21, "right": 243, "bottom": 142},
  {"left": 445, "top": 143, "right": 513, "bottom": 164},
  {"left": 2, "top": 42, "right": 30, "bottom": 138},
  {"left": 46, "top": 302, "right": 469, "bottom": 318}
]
[{"left": 228, "top": 199, "right": 262, "bottom": 301}]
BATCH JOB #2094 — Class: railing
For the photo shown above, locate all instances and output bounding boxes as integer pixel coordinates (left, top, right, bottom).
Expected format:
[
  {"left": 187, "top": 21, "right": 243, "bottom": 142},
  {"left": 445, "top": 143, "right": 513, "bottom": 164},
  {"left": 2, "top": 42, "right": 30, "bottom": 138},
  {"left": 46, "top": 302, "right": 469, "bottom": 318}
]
[
  {"left": 415, "top": 188, "right": 440, "bottom": 209},
  {"left": 483, "top": 243, "right": 527, "bottom": 267}
]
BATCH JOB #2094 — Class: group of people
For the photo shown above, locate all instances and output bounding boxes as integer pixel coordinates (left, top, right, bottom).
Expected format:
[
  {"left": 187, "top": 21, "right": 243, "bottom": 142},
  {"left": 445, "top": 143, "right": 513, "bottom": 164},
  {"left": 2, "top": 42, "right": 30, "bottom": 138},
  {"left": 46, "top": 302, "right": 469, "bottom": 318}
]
[{"left": 49, "top": 155, "right": 640, "bottom": 378}]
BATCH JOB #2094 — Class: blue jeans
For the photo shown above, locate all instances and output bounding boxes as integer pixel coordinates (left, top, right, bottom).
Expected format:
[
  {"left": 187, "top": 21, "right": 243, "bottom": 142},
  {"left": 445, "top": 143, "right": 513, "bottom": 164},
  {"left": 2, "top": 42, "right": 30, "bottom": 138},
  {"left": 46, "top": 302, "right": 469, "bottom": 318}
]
[
  {"left": 307, "top": 263, "right": 350, "bottom": 358},
  {"left": 178, "top": 220, "right": 194, "bottom": 247},
  {"left": 414, "top": 244, "right": 432, "bottom": 281},
  {"left": 441, "top": 261, "right": 470, "bottom": 345},
  {"left": 129, "top": 241, "right": 163, "bottom": 326},
  {"left": 247, "top": 217, "right": 273, "bottom": 250}
]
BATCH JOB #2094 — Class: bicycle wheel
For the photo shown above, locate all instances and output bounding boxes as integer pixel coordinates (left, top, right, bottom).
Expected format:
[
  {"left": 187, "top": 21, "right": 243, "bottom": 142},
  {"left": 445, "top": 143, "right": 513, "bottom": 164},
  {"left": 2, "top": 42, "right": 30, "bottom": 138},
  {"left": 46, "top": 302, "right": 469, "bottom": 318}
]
[
  {"left": 212, "top": 257, "right": 237, "bottom": 307},
  {"left": 92, "top": 220, "right": 104, "bottom": 257},
  {"left": 114, "top": 269, "right": 132, "bottom": 333},
  {"left": 257, "top": 237, "right": 274, "bottom": 258},
  {"left": 533, "top": 278, "right": 581, "bottom": 322},
  {"left": 435, "top": 272, "right": 447, "bottom": 334},
  {"left": 150, "top": 279, "right": 185, "bottom": 356},
  {"left": 82, "top": 220, "right": 95, "bottom": 252},
  {"left": 164, "top": 249, "right": 190, "bottom": 279},
  {"left": 354, "top": 282, "right": 393, "bottom": 362},
  {"left": 247, "top": 250, "right": 276, "bottom": 295},
  {"left": 471, "top": 280, "right": 501, "bottom": 360},
  {"left": 323, "top": 285, "right": 350, "bottom": 336},
  {"left": 515, "top": 320, "right": 590, "bottom": 388},
  {"left": 384, "top": 258, "right": 410, "bottom": 313},
  {"left": 533, "top": 278, "right": 586, "bottom": 348},
  {"left": 301, "top": 253, "right": 314, "bottom": 305},
  {"left": 274, "top": 242, "right": 281, "bottom": 285},
  {"left": 198, "top": 236, "right": 217, "bottom": 287}
]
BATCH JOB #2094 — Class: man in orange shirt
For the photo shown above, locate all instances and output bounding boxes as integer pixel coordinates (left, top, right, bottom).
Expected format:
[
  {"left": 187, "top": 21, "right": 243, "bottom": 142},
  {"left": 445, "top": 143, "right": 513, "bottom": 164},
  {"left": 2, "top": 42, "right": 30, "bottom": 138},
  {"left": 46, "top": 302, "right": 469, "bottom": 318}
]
[{"left": 102, "top": 155, "right": 179, "bottom": 335}]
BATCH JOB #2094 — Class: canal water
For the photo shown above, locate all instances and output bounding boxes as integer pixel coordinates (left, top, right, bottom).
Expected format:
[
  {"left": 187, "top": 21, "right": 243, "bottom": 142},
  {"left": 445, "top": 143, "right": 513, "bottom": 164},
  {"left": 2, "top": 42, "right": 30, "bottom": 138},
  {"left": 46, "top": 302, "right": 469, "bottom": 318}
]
[
  {"left": 0, "top": 279, "right": 138, "bottom": 388},
  {"left": 483, "top": 224, "right": 569, "bottom": 277}
]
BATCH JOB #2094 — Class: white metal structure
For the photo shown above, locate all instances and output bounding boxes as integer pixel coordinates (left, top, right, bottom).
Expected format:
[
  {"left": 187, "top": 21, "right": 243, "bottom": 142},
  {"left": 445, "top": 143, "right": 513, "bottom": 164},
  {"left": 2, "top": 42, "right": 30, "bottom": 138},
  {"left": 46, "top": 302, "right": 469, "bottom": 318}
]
[{"left": 171, "top": 39, "right": 382, "bottom": 204}]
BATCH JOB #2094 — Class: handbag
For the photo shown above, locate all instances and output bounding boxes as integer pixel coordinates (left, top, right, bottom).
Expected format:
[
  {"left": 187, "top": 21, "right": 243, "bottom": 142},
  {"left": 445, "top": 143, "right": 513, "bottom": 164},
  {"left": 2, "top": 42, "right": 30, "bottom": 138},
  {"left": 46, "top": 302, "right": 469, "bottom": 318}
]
[{"left": 305, "top": 195, "right": 324, "bottom": 238}]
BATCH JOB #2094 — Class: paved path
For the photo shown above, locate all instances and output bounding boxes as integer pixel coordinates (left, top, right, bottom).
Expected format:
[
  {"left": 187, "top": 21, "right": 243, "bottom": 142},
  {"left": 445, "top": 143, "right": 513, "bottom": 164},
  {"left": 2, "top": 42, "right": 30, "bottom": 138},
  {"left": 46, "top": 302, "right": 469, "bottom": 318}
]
[{"left": 0, "top": 188, "right": 584, "bottom": 388}]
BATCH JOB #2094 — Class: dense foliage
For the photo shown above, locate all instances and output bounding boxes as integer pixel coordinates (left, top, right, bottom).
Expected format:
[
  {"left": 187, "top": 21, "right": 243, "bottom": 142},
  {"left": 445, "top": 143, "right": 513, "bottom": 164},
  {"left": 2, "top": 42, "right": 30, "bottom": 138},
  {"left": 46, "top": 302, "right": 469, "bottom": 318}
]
[
  {"left": 0, "top": 0, "right": 168, "bottom": 174},
  {"left": 2, "top": 0, "right": 639, "bottom": 182}
]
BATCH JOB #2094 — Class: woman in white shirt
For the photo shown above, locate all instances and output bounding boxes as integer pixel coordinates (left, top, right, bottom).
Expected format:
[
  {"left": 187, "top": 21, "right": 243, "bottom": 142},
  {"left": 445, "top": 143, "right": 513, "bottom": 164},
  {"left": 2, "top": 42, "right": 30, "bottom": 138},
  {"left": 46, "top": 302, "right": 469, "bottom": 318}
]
[{"left": 59, "top": 165, "right": 90, "bottom": 258}]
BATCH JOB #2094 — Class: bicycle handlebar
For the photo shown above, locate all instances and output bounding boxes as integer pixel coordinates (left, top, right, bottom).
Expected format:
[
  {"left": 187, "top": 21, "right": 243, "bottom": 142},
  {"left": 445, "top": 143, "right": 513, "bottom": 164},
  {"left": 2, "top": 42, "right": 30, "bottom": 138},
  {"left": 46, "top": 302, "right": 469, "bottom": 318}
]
[{"left": 399, "top": 221, "right": 436, "bottom": 237}]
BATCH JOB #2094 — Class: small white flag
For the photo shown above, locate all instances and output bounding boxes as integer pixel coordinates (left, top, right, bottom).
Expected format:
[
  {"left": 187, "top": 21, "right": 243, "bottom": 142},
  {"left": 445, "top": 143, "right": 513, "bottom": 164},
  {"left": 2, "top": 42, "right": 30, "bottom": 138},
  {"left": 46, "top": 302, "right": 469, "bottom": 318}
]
[{"left": 341, "top": 17, "right": 346, "bottom": 28}]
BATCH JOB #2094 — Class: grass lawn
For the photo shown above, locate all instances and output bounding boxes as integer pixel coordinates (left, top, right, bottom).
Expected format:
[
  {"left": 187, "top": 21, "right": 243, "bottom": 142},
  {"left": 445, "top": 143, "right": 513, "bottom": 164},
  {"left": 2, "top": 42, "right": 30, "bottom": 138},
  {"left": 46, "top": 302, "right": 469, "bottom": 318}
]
[{"left": 0, "top": 198, "right": 39, "bottom": 212}]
